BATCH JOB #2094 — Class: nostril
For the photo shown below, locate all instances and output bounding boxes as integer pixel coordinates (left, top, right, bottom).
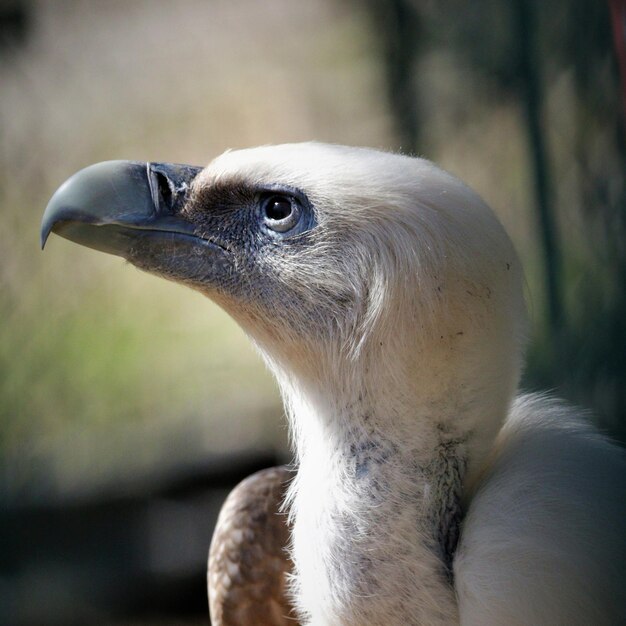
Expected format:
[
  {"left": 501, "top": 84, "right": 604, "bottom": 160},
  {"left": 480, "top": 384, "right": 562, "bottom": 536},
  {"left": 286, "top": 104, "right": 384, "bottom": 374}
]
[
  {"left": 156, "top": 170, "right": 173, "bottom": 210},
  {"left": 147, "top": 162, "right": 202, "bottom": 216}
]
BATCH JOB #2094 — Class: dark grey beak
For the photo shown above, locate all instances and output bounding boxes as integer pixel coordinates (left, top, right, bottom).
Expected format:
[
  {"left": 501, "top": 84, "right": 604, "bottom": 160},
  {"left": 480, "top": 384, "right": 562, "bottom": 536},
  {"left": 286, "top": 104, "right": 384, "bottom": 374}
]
[{"left": 41, "top": 161, "right": 203, "bottom": 257}]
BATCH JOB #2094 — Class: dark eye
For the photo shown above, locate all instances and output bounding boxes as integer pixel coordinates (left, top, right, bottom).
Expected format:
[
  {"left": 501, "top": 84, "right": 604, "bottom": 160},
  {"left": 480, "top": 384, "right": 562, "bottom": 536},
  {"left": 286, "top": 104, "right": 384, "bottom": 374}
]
[{"left": 261, "top": 194, "right": 301, "bottom": 233}]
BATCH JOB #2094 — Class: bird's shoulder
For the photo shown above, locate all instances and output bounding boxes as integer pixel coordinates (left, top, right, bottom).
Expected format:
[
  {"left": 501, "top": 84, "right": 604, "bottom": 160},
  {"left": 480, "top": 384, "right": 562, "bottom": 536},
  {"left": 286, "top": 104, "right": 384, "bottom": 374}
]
[{"left": 454, "top": 393, "right": 626, "bottom": 625}]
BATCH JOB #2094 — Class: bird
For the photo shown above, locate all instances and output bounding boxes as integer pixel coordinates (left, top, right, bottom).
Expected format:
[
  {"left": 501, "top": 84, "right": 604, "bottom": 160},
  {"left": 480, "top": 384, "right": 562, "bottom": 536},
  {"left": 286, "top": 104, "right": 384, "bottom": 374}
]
[{"left": 41, "top": 143, "right": 626, "bottom": 625}]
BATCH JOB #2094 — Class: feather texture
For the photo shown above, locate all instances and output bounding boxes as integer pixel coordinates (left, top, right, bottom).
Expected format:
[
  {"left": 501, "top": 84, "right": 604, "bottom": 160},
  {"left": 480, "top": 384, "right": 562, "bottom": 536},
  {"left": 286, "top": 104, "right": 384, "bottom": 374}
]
[
  {"left": 196, "top": 144, "right": 625, "bottom": 625},
  {"left": 208, "top": 466, "right": 298, "bottom": 626}
]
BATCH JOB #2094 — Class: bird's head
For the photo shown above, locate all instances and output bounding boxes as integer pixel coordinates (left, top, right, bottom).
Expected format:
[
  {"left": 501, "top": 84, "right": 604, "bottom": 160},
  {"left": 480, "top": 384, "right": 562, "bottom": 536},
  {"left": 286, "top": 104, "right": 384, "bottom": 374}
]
[{"left": 42, "top": 143, "right": 526, "bottom": 456}]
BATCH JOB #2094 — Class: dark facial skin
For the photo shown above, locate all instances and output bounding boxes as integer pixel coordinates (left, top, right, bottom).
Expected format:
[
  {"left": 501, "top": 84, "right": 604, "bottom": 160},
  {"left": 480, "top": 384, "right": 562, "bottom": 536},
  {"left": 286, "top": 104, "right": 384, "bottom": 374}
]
[{"left": 178, "top": 178, "right": 317, "bottom": 302}]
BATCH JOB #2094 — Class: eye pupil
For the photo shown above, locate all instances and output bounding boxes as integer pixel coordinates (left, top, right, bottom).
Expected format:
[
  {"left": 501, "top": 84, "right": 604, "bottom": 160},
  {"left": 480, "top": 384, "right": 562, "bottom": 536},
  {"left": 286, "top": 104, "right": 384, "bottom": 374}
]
[
  {"left": 260, "top": 192, "right": 304, "bottom": 234},
  {"left": 265, "top": 196, "right": 292, "bottom": 221}
]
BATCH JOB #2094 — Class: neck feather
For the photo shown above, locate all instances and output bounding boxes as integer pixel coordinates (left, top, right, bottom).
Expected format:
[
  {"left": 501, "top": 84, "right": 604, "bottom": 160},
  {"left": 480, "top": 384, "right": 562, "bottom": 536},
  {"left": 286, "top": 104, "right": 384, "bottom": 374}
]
[{"left": 283, "top": 378, "right": 466, "bottom": 625}]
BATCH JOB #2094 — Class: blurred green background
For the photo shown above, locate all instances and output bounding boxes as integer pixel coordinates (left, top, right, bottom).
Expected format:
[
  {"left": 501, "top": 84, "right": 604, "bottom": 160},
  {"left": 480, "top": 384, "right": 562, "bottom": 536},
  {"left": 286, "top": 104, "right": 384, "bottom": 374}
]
[{"left": 1, "top": 0, "right": 624, "bottom": 624}]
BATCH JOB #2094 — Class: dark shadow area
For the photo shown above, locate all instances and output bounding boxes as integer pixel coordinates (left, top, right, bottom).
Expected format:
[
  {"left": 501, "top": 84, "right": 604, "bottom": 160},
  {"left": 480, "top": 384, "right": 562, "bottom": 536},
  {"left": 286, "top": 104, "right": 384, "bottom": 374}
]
[{"left": 1, "top": 451, "right": 281, "bottom": 625}]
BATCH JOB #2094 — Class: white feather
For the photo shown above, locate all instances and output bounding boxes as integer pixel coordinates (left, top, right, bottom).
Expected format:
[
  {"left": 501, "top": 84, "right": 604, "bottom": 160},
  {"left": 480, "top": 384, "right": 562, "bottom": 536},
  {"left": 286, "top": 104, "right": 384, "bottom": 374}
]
[
  {"left": 197, "top": 143, "right": 626, "bottom": 625},
  {"left": 456, "top": 394, "right": 626, "bottom": 626}
]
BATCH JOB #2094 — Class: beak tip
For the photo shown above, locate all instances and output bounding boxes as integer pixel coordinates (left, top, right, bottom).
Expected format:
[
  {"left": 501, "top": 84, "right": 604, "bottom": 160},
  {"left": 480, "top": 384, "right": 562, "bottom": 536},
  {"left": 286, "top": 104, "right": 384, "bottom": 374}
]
[
  {"left": 40, "top": 195, "right": 61, "bottom": 250},
  {"left": 40, "top": 214, "right": 52, "bottom": 250},
  {"left": 40, "top": 215, "right": 52, "bottom": 248}
]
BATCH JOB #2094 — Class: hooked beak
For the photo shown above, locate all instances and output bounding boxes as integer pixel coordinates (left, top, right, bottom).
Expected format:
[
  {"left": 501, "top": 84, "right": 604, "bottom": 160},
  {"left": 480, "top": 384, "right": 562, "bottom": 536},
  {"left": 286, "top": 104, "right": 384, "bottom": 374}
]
[{"left": 41, "top": 160, "right": 204, "bottom": 257}]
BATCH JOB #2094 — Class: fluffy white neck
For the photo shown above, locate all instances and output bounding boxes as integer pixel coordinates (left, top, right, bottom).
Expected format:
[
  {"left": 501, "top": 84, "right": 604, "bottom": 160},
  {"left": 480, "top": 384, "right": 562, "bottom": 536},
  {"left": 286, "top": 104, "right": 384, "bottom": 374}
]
[
  {"left": 255, "top": 260, "right": 519, "bottom": 625},
  {"left": 284, "top": 375, "right": 468, "bottom": 626}
]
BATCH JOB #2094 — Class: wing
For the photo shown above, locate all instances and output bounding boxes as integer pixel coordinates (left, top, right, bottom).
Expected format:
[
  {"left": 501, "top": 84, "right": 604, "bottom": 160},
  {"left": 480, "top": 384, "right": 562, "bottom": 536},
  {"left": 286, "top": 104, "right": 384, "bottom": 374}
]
[
  {"left": 454, "top": 394, "right": 626, "bottom": 625},
  {"left": 208, "top": 465, "right": 299, "bottom": 626}
]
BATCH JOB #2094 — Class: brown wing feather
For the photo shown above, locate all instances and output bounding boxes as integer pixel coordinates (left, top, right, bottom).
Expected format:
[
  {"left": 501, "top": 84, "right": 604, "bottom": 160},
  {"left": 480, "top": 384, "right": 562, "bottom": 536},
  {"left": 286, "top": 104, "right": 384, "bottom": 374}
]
[{"left": 208, "top": 465, "right": 299, "bottom": 626}]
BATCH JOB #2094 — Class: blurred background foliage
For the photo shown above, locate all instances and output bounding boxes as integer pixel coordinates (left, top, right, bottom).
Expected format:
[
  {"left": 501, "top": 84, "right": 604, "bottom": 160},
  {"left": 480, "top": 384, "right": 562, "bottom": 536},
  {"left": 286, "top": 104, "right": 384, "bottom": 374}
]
[{"left": 1, "top": 0, "right": 624, "bottom": 623}]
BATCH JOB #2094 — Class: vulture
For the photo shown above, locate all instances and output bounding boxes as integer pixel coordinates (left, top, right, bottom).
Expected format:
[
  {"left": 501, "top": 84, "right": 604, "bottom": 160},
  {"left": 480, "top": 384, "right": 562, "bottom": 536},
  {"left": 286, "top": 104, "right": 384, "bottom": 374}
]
[{"left": 42, "top": 143, "right": 626, "bottom": 626}]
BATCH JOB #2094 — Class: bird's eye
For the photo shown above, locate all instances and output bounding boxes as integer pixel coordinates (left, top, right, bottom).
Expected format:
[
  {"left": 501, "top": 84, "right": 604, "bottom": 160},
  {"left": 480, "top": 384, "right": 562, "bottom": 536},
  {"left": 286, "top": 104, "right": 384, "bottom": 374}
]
[{"left": 261, "top": 194, "right": 301, "bottom": 233}]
